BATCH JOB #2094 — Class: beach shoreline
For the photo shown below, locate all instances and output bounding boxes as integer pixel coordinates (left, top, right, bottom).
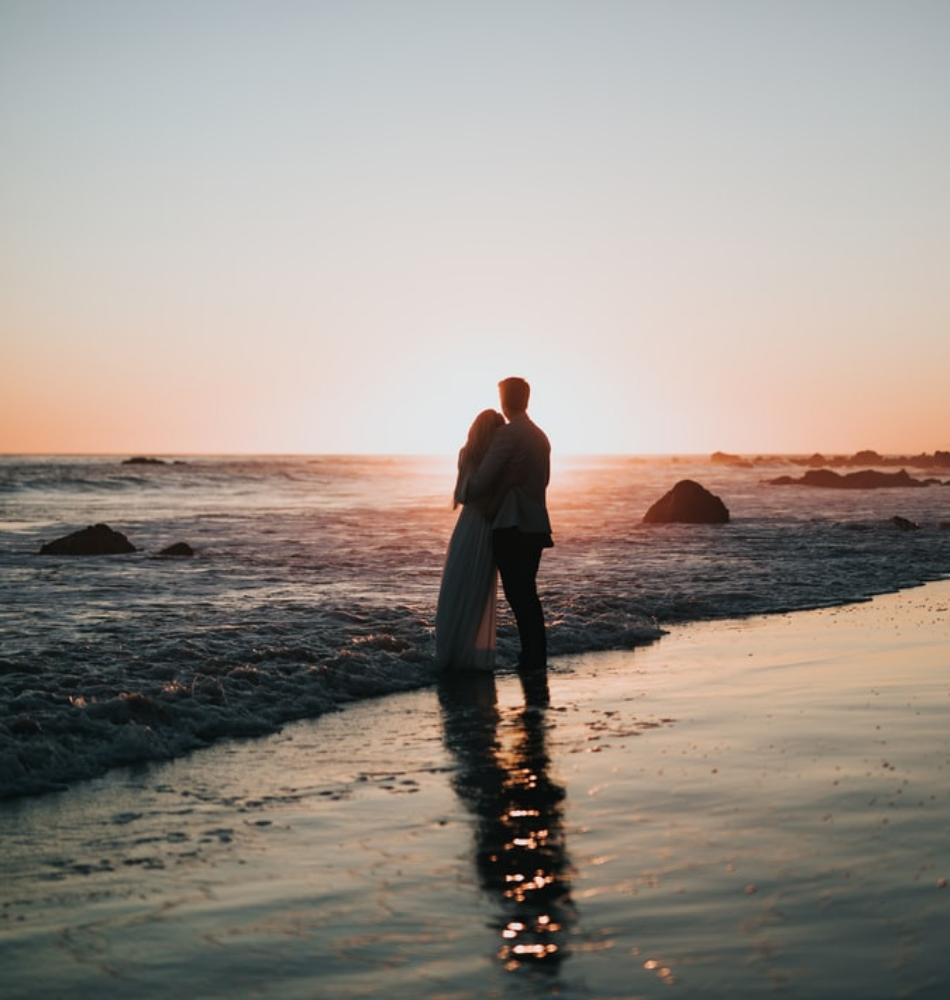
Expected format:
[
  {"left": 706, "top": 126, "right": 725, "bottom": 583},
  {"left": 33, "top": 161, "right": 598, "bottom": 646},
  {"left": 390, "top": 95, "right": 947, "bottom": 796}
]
[{"left": 2, "top": 579, "right": 949, "bottom": 999}]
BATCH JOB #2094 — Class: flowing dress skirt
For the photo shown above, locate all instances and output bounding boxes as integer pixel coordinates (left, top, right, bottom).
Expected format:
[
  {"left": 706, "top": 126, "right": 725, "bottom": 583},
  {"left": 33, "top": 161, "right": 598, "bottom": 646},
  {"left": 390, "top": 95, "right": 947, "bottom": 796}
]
[{"left": 435, "top": 504, "right": 498, "bottom": 672}]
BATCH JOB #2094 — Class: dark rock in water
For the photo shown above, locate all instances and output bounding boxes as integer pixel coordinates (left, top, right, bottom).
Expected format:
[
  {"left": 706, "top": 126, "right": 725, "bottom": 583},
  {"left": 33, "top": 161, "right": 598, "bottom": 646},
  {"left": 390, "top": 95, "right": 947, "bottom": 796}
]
[
  {"left": 889, "top": 516, "right": 920, "bottom": 531},
  {"left": 767, "top": 469, "right": 834, "bottom": 487},
  {"left": 710, "top": 451, "right": 752, "bottom": 468},
  {"left": 767, "top": 468, "right": 930, "bottom": 489},
  {"left": 39, "top": 523, "right": 137, "bottom": 555},
  {"left": 123, "top": 456, "right": 166, "bottom": 465},
  {"left": 159, "top": 542, "right": 194, "bottom": 557},
  {"left": 643, "top": 480, "right": 730, "bottom": 524},
  {"left": 794, "top": 450, "right": 950, "bottom": 471},
  {"left": 842, "top": 469, "right": 928, "bottom": 488}
]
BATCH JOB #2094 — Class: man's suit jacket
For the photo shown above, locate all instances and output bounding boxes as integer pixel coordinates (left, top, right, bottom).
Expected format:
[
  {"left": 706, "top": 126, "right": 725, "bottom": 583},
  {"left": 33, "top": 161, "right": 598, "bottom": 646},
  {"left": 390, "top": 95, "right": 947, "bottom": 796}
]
[{"left": 465, "top": 413, "right": 553, "bottom": 542}]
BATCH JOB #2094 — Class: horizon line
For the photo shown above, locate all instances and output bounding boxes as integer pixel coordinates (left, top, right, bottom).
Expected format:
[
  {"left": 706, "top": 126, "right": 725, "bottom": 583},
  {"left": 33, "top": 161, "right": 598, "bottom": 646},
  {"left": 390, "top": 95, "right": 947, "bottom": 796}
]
[{"left": 2, "top": 447, "right": 948, "bottom": 461}]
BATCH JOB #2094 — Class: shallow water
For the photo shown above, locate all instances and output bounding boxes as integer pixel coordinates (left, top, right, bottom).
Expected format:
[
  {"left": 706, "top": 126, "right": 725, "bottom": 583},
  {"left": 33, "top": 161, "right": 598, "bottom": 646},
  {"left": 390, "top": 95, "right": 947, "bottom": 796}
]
[
  {"left": 2, "top": 453, "right": 950, "bottom": 798},
  {"left": 1, "top": 584, "right": 948, "bottom": 999}
]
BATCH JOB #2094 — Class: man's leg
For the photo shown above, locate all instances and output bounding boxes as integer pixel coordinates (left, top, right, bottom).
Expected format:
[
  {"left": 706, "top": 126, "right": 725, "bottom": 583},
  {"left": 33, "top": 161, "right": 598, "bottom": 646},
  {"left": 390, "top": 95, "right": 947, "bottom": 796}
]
[{"left": 493, "top": 529, "right": 546, "bottom": 673}]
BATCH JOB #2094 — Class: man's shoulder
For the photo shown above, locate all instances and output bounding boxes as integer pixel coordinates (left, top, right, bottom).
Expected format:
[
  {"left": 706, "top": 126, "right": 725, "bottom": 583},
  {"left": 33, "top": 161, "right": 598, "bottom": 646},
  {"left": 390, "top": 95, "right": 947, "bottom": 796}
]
[
  {"left": 508, "top": 414, "right": 545, "bottom": 431},
  {"left": 516, "top": 416, "right": 550, "bottom": 450},
  {"left": 495, "top": 419, "right": 548, "bottom": 470}
]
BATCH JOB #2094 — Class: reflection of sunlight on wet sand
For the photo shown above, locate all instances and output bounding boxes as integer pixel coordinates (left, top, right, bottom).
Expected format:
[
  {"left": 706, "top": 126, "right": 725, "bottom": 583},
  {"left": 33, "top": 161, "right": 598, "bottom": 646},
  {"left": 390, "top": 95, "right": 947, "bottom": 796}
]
[
  {"left": 439, "top": 674, "right": 576, "bottom": 973},
  {"left": 541, "top": 589, "right": 950, "bottom": 996}
]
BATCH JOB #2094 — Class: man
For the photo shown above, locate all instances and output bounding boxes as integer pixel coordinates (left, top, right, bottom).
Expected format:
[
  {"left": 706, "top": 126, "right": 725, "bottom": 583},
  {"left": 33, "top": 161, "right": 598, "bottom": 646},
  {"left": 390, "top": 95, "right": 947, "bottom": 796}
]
[{"left": 464, "top": 377, "right": 553, "bottom": 703}]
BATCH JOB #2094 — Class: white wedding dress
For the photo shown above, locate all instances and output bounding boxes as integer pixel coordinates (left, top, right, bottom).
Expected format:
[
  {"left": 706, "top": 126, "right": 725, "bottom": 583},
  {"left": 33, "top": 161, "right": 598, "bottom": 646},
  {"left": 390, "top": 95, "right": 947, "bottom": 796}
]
[{"left": 434, "top": 471, "right": 498, "bottom": 672}]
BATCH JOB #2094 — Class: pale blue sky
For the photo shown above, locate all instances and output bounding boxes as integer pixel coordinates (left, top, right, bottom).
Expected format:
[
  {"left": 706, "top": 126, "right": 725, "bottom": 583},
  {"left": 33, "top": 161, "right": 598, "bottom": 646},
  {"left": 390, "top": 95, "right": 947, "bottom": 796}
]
[{"left": 2, "top": 1, "right": 948, "bottom": 455}]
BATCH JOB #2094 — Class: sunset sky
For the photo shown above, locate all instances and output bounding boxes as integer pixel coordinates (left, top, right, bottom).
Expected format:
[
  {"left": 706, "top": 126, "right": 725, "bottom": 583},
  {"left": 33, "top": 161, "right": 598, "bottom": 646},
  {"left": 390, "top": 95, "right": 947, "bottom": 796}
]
[{"left": 2, "top": 1, "right": 948, "bottom": 457}]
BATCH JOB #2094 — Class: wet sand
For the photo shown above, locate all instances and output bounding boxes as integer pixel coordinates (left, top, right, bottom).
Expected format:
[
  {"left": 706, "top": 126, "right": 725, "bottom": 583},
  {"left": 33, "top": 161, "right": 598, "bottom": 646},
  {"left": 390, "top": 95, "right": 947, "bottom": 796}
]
[{"left": 2, "top": 581, "right": 949, "bottom": 999}]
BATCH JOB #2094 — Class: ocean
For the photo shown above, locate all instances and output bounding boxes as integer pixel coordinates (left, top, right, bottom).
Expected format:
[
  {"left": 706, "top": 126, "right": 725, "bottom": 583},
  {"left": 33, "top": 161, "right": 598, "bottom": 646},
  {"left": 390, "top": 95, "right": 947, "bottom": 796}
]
[{"left": 2, "top": 452, "right": 949, "bottom": 800}]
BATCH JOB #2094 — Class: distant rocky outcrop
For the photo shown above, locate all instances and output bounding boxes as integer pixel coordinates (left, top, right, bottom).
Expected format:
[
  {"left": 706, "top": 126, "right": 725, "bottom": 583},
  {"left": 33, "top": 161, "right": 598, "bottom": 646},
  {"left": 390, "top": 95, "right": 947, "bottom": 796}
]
[
  {"left": 710, "top": 451, "right": 753, "bottom": 468},
  {"left": 806, "top": 449, "right": 950, "bottom": 470},
  {"left": 889, "top": 516, "right": 920, "bottom": 531},
  {"left": 707, "top": 450, "right": 950, "bottom": 471},
  {"left": 123, "top": 456, "right": 166, "bottom": 465},
  {"left": 766, "top": 469, "right": 932, "bottom": 489},
  {"left": 39, "top": 523, "right": 137, "bottom": 555},
  {"left": 643, "top": 480, "right": 730, "bottom": 524},
  {"left": 159, "top": 542, "right": 194, "bottom": 557}
]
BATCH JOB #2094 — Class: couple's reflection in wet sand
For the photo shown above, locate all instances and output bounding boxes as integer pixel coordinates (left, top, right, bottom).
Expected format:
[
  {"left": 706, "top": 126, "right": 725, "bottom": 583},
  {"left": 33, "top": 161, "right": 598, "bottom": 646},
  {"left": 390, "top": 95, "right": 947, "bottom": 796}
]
[{"left": 439, "top": 672, "right": 576, "bottom": 974}]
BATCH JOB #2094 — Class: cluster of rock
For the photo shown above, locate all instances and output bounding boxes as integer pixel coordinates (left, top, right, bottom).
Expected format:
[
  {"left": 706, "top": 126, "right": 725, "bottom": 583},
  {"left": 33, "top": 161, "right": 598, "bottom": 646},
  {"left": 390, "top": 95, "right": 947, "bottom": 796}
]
[
  {"left": 39, "top": 524, "right": 194, "bottom": 557},
  {"left": 709, "top": 451, "right": 755, "bottom": 468},
  {"left": 799, "top": 450, "right": 950, "bottom": 471},
  {"left": 765, "top": 469, "right": 945, "bottom": 489},
  {"left": 122, "top": 456, "right": 190, "bottom": 467},
  {"left": 711, "top": 449, "right": 950, "bottom": 472}
]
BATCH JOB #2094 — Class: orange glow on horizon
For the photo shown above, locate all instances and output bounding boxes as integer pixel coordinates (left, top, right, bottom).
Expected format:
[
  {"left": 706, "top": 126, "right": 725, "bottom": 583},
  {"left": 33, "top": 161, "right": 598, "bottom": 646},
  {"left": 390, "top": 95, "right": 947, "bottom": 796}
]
[{"left": 2, "top": 4, "right": 948, "bottom": 459}]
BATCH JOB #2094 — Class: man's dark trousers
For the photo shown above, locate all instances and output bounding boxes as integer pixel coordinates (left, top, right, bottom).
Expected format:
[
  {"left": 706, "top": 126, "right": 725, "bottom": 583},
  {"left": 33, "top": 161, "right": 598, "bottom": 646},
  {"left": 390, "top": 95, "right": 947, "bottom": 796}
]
[{"left": 493, "top": 527, "right": 547, "bottom": 674}]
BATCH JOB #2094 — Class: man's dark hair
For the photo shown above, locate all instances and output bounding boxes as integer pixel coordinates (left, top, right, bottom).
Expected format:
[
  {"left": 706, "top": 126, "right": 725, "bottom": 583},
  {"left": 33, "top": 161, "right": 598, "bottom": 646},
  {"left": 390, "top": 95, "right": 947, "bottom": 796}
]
[{"left": 498, "top": 376, "right": 530, "bottom": 414}]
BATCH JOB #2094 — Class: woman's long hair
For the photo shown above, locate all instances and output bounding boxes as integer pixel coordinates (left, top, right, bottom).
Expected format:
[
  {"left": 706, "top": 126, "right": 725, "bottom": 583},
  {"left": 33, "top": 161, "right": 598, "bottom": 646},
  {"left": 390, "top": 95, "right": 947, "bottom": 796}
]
[
  {"left": 464, "top": 409, "right": 504, "bottom": 467},
  {"left": 454, "top": 409, "right": 504, "bottom": 507}
]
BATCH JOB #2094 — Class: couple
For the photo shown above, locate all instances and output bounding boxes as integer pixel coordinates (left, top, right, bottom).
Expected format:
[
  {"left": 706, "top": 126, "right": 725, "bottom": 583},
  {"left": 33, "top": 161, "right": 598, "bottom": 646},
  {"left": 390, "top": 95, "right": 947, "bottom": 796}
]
[{"left": 435, "top": 377, "right": 553, "bottom": 703}]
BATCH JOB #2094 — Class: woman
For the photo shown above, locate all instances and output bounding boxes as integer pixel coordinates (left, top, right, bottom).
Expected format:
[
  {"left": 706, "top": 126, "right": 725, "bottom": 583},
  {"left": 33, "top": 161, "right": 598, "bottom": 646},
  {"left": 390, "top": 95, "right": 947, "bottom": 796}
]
[{"left": 435, "top": 409, "right": 506, "bottom": 672}]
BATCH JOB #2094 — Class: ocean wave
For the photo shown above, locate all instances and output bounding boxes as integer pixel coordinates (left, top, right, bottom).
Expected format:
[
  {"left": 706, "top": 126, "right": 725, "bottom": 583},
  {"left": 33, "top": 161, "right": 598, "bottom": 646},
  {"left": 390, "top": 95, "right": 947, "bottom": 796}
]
[{"left": 3, "top": 455, "right": 950, "bottom": 800}]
